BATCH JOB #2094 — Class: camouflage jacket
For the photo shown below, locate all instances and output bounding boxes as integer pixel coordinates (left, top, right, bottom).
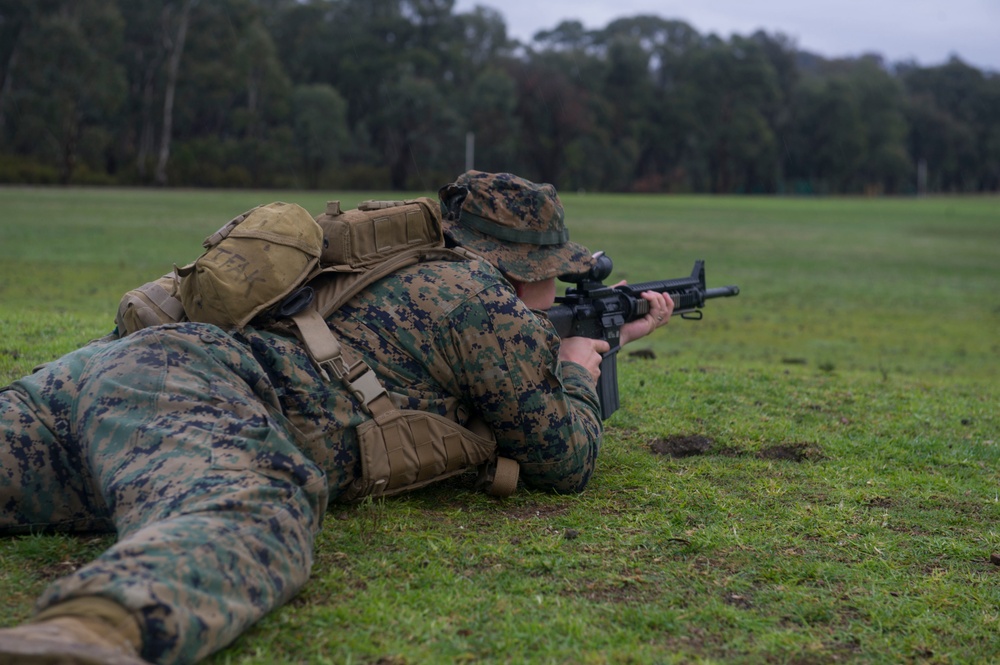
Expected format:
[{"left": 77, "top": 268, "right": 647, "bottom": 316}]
[{"left": 242, "top": 257, "right": 603, "bottom": 501}]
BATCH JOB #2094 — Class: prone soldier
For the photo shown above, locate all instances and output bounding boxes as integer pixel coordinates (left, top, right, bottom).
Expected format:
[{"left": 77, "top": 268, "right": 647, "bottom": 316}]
[{"left": 0, "top": 171, "right": 674, "bottom": 665}]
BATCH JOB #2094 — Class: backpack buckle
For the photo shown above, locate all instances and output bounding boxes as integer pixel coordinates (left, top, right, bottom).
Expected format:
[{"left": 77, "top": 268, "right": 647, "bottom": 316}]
[{"left": 344, "top": 361, "right": 391, "bottom": 415}]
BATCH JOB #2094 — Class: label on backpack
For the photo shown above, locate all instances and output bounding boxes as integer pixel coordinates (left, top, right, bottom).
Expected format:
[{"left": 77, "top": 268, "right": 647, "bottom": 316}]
[{"left": 176, "top": 201, "right": 324, "bottom": 330}]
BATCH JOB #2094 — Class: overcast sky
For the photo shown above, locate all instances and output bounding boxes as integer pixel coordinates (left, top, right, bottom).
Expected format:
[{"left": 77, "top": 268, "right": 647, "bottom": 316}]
[{"left": 452, "top": 0, "right": 1000, "bottom": 72}]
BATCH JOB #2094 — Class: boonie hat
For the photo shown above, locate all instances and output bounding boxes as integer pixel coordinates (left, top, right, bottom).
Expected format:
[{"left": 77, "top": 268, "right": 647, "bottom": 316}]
[{"left": 438, "top": 171, "right": 593, "bottom": 282}]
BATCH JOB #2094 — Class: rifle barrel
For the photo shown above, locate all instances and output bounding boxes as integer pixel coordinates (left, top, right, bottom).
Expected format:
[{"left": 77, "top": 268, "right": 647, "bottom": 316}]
[{"left": 704, "top": 285, "right": 740, "bottom": 299}]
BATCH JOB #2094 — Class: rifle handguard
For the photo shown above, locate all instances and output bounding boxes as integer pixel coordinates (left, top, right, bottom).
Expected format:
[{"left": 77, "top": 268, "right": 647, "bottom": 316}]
[{"left": 552, "top": 256, "right": 740, "bottom": 420}]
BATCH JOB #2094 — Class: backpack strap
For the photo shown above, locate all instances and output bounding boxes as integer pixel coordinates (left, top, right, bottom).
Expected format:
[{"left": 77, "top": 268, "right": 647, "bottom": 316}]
[
  {"left": 290, "top": 302, "right": 518, "bottom": 500},
  {"left": 306, "top": 246, "right": 474, "bottom": 319},
  {"left": 285, "top": 246, "right": 519, "bottom": 500},
  {"left": 289, "top": 244, "right": 494, "bottom": 409},
  {"left": 287, "top": 245, "right": 482, "bottom": 415},
  {"left": 290, "top": 306, "right": 393, "bottom": 417}
]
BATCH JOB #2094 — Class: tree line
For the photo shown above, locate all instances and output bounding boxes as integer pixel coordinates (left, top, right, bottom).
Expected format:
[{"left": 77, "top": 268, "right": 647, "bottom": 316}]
[{"left": 1, "top": 0, "right": 998, "bottom": 194}]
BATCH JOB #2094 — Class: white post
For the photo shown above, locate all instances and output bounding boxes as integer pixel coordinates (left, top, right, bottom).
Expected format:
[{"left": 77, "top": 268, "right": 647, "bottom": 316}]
[
  {"left": 465, "top": 132, "right": 475, "bottom": 171},
  {"left": 917, "top": 158, "right": 928, "bottom": 196}
]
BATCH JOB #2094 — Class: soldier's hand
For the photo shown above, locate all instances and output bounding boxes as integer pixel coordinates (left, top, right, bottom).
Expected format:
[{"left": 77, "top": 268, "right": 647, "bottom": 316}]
[
  {"left": 559, "top": 337, "right": 611, "bottom": 383},
  {"left": 619, "top": 288, "right": 674, "bottom": 346}
]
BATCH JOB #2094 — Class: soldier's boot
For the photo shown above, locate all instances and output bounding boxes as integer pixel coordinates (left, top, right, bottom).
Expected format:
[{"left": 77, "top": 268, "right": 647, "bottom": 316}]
[{"left": 0, "top": 596, "right": 150, "bottom": 665}]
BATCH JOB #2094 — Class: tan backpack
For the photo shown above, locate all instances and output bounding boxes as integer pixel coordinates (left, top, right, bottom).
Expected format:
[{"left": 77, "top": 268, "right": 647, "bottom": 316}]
[
  {"left": 116, "top": 201, "right": 322, "bottom": 335},
  {"left": 115, "top": 197, "right": 519, "bottom": 501},
  {"left": 116, "top": 198, "right": 440, "bottom": 335}
]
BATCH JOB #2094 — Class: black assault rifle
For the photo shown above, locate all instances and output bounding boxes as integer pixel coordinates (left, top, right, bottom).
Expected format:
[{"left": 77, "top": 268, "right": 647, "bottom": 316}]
[{"left": 546, "top": 253, "right": 740, "bottom": 420}]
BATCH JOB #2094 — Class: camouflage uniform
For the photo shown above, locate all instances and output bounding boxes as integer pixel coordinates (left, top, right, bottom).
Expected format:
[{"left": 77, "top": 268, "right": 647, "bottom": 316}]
[{"left": 0, "top": 252, "right": 603, "bottom": 663}]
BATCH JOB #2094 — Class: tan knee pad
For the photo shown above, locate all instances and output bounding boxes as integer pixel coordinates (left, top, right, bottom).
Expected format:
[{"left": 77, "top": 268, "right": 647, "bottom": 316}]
[{"left": 34, "top": 595, "right": 143, "bottom": 654}]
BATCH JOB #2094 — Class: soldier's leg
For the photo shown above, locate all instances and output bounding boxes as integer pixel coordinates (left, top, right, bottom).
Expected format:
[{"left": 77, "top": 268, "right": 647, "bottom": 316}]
[
  {"left": 0, "top": 345, "right": 113, "bottom": 534},
  {"left": 33, "top": 324, "right": 329, "bottom": 665}
]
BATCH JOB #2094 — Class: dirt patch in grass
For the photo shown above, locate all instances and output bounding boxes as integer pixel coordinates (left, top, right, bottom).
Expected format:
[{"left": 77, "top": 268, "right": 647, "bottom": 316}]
[
  {"left": 758, "top": 442, "right": 825, "bottom": 462},
  {"left": 722, "top": 590, "right": 753, "bottom": 609},
  {"left": 690, "top": 553, "right": 750, "bottom": 577},
  {"left": 35, "top": 558, "right": 87, "bottom": 581},
  {"left": 561, "top": 577, "right": 661, "bottom": 604},
  {"left": 650, "top": 435, "right": 715, "bottom": 457},
  {"left": 371, "top": 657, "right": 409, "bottom": 665},
  {"left": 649, "top": 435, "right": 825, "bottom": 462}
]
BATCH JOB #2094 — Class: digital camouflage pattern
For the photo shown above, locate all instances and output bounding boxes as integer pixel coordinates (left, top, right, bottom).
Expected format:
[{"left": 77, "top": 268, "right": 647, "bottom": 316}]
[
  {"left": 325, "top": 257, "right": 603, "bottom": 493},
  {"left": 438, "top": 170, "right": 594, "bottom": 282},
  {"left": 1, "top": 324, "right": 326, "bottom": 664},
  {"left": 0, "top": 256, "right": 602, "bottom": 664}
]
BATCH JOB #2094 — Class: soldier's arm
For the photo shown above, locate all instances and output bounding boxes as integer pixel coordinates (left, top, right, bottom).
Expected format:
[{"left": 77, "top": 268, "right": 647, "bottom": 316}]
[{"left": 439, "top": 283, "right": 604, "bottom": 493}]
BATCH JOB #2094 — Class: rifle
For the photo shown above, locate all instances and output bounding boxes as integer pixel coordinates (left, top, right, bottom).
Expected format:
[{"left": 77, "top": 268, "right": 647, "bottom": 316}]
[{"left": 546, "top": 253, "right": 740, "bottom": 420}]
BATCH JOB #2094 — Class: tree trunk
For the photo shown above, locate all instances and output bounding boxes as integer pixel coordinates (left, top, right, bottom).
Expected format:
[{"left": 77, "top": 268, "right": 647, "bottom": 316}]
[
  {"left": 137, "top": 16, "right": 167, "bottom": 182},
  {"left": 137, "top": 71, "right": 156, "bottom": 181},
  {"left": 154, "top": 0, "right": 195, "bottom": 186},
  {"left": 0, "top": 35, "right": 22, "bottom": 134},
  {"left": 246, "top": 73, "right": 259, "bottom": 138},
  {"left": 59, "top": 105, "right": 80, "bottom": 185}
]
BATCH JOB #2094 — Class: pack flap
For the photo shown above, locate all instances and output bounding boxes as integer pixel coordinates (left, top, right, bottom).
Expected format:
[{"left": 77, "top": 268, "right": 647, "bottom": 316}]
[
  {"left": 316, "top": 197, "right": 443, "bottom": 269},
  {"left": 179, "top": 201, "right": 324, "bottom": 330}
]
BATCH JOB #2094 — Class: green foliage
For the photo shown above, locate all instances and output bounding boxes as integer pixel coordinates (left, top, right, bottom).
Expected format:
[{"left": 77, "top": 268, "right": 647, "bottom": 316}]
[
  {"left": 1, "top": 188, "right": 998, "bottom": 663},
  {"left": 785, "top": 58, "right": 916, "bottom": 194},
  {"left": 0, "top": 154, "right": 60, "bottom": 184},
  {"left": 461, "top": 67, "right": 520, "bottom": 172},
  {"left": 292, "top": 84, "right": 350, "bottom": 188},
  {"left": 1, "top": 3, "right": 999, "bottom": 192},
  {"left": 3, "top": 0, "right": 126, "bottom": 183}
]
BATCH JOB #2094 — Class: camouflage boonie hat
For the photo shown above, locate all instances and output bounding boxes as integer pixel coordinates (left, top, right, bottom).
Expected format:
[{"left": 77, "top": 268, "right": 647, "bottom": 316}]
[{"left": 438, "top": 171, "right": 593, "bottom": 282}]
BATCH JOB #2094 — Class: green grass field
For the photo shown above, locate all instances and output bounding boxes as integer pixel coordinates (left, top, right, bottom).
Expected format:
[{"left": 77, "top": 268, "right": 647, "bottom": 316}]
[{"left": 1, "top": 187, "right": 999, "bottom": 664}]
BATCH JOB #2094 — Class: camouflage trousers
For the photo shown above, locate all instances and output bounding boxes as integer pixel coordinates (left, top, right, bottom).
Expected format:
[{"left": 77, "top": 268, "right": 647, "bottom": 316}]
[{"left": 0, "top": 323, "right": 330, "bottom": 665}]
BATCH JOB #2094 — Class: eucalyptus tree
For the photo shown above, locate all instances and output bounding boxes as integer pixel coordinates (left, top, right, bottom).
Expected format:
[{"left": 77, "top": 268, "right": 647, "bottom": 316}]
[
  {"left": 847, "top": 57, "right": 912, "bottom": 193},
  {"left": 673, "top": 35, "right": 782, "bottom": 193},
  {"left": 461, "top": 66, "right": 521, "bottom": 174},
  {"left": 0, "top": 0, "right": 58, "bottom": 139},
  {"left": 786, "top": 76, "right": 866, "bottom": 193},
  {"left": 506, "top": 52, "right": 596, "bottom": 186},
  {"left": 374, "top": 73, "right": 463, "bottom": 189},
  {"left": 3, "top": 0, "right": 126, "bottom": 183},
  {"left": 591, "top": 16, "right": 707, "bottom": 192},
  {"left": 902, "top": 57, "right": 996, "bottom": 191},
  {"left": 517, "top": 20, "right": 605, "bottom": 188},
  {"left": 292, "top": 83, "right": 350, "bottom": 188}
]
